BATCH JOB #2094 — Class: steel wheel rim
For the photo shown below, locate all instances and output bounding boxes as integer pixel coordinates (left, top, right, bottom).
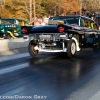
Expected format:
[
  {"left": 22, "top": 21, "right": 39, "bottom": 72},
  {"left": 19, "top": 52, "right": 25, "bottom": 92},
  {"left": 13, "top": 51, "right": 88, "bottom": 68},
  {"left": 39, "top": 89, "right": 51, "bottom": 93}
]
[{"left": 71, "top": 42, "right": 76, "bottom": 55}]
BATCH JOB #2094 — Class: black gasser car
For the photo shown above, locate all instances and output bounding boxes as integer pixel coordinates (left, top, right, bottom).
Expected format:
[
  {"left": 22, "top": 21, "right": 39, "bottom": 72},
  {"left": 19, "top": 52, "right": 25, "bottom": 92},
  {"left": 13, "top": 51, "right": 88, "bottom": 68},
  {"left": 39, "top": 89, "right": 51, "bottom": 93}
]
[{"left": 21, "top": 15, "right": 100, "bottom": 57}]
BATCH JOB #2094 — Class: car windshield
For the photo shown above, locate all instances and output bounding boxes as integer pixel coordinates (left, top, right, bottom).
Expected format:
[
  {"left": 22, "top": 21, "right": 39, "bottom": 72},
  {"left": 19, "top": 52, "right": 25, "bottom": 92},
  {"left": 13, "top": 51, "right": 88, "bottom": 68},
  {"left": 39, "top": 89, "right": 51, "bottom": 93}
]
[
  {"left": 49, "top": 17, "right": 79, "bottom": 26},
  {"left": 0, "top": 19, "right": 15, "bottom": 24}
]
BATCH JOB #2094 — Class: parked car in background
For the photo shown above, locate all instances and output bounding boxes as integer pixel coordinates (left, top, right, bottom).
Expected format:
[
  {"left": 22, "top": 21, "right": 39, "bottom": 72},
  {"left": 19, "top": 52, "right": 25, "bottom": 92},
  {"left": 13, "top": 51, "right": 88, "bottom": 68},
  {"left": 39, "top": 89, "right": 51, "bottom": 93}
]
[{"left": 0, "top": 18, "right": 29, "bottom": 39}]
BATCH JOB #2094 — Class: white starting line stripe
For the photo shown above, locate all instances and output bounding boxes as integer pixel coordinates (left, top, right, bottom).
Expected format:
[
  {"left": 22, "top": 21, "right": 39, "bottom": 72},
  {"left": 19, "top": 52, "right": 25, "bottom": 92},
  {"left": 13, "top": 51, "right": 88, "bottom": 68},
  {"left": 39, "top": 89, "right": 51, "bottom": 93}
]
[
  {"left": 0, "top": 63, "right": 29, "bottom": 75},
  {"left": 0, "top": 53, "right": 30, "bottom": 62},
  {"left": 0, "top": 50, "right": 63, "bottom": 62}
]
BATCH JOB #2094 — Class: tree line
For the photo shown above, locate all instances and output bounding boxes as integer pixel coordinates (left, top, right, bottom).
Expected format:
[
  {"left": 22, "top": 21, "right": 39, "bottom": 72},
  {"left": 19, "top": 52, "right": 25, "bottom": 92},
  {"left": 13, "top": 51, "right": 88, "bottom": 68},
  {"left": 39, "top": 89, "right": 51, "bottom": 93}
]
[{"left": 0, "top": 0, "right": 100, "bottom": 22}]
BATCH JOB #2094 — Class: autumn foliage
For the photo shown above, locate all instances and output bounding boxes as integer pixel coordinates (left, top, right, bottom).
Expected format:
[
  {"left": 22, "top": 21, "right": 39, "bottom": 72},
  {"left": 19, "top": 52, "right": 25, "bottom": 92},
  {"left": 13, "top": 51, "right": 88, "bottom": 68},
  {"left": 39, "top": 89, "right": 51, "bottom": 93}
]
[{"left": 0, "top": 0, "right": 100, "bottom": 22}]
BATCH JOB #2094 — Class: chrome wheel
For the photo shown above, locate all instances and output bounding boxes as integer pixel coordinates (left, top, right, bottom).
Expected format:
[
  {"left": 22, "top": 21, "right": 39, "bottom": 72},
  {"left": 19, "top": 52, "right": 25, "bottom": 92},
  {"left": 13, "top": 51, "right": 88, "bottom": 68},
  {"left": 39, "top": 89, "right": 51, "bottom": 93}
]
[
  {"left": 71, "top": 42, "right": 76, "bottom": 55},
  {"left": 67, "top": 39, "right": 76, "bottom": 57}
]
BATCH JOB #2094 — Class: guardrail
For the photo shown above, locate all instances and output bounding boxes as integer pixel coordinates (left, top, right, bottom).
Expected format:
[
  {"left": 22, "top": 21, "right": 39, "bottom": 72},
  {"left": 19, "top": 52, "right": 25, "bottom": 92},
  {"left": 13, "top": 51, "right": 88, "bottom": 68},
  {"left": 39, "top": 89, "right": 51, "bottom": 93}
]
[{"left": 0, "top": 38, "right": 29, "bottom": 52}]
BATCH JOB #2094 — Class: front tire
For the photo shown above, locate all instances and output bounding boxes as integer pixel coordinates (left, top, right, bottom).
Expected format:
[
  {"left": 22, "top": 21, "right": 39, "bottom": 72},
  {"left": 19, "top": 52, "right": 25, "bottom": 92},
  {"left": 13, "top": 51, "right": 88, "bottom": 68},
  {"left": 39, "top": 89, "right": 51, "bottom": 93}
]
[
  {"left": 28, "top": 41, "right": 39, "bottom": 57},
  {"left": 67, "top": 39, "right": 76, "bottom": 57}
]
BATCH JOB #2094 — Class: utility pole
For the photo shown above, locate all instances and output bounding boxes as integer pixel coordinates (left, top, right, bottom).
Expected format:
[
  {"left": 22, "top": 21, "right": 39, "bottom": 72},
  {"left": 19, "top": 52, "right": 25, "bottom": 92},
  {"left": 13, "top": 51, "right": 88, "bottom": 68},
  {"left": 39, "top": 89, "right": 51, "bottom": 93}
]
[
  {"left": 0, "top": 0, "right": 5, "bottom": 18},
  {"left": 79, "top": 0, "right": 83, "bottom": 15},
  {"left": 30, "top": 0, "right": 32, "bottom": 23},
  {"left": 80, "top": 2, "right": 82, "bottom": 15},
  {"left": 33, "top": 0, "right": 36, "bottom": 26}
]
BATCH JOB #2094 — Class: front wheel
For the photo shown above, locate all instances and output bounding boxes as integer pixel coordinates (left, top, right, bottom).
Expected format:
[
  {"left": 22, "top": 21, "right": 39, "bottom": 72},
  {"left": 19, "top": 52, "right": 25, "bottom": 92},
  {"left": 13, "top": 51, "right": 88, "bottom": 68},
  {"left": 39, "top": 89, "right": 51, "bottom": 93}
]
[
  {"left": 67, "top": 39, "right": 76, "bottom": 57},
  {"left": 28, "top": 41, "right": 39, "bottom": 57}
]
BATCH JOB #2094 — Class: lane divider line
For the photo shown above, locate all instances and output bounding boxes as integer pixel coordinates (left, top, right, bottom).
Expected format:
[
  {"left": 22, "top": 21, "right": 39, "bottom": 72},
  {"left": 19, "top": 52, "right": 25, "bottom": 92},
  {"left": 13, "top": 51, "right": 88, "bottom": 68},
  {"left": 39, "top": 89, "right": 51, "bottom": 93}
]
[{"left": 0, "top": 63, "right": 29, "bottom": 75}]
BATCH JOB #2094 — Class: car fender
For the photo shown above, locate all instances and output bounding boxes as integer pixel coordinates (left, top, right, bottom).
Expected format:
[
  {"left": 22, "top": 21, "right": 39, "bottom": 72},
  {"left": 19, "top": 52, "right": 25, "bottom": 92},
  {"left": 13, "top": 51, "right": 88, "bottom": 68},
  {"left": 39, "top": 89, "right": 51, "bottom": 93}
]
[{"left": 72, "top": 37, "right": 81, "bottom": 51}]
